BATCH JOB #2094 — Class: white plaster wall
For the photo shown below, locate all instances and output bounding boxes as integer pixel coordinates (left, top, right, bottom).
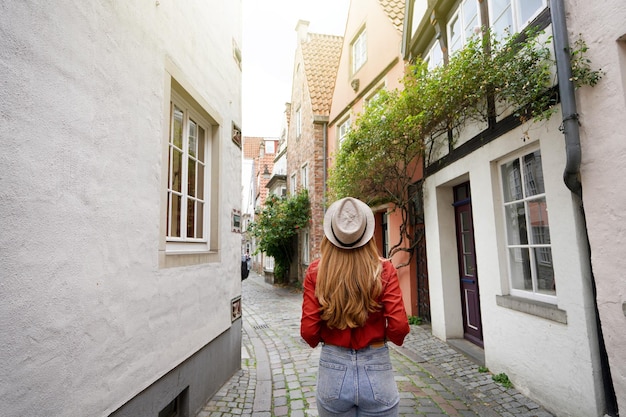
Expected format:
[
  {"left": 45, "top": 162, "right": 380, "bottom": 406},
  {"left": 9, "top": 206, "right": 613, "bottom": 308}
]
[
  {"left": 566, "top": 0, "right": 626, "bottom": 410},
  {"left": 0, "top": 1, "right": 242, "bottom": 416},
  {"left": 423, "top": 111, "right": 605, "bottom": 416}
]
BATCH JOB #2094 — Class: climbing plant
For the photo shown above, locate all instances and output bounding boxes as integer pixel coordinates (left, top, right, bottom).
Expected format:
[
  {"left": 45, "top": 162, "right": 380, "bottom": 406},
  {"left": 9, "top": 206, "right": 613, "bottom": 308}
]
[
  {"left": 328, "top": 28, "right": 602, "bottom": 265},
  {"left": 247, "top": 190, "right": 311, "bottom": 284}
]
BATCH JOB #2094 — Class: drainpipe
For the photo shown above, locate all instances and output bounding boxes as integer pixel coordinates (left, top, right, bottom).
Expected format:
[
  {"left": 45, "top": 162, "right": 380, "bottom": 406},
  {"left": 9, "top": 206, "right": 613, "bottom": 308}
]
[
  {"left": 550, "top": 0, "right": 581, "bottom": 198},
  {"left": 550, "top": 1, "right": 618, "bottom": 415}
]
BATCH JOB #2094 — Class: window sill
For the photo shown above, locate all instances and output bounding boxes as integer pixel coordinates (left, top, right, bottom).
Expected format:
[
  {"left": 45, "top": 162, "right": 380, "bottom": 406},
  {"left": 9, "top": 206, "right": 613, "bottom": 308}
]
[
  {"left": 159, "top": 249, "right": 220, "bottom": 268},
  {"left": 495, "top": 295, "right": 567, "bottom": 324}
]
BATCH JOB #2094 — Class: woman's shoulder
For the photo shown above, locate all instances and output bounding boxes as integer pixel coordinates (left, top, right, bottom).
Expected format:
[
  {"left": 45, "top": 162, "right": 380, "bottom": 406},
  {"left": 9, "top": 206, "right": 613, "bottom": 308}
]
[
  {"left": 378, "top": 258, "right": 397, "bottom": 282},
  {"left": 305, "top": 258, "right": 321, "bottom": 278},
  {"left": 379, "top": 257, "right": 394, "bottom": 270}
]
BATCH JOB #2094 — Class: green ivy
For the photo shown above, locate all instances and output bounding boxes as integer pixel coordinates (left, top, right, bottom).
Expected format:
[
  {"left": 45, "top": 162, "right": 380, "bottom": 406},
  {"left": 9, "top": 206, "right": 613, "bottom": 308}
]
[
  {"left": 328, "top": 29, "right": 601, "bottom": 263},
  {"left": 247, "top": 190, "right": 311, "bottom": 284}
]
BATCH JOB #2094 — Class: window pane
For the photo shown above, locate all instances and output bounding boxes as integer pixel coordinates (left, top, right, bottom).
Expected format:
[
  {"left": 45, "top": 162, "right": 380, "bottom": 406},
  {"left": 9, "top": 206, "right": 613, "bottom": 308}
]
[
  {"left": 171, "top": 194, "right": 181, "bottom": 237},
  {"left": 460, "top": 210, "right": 470, "bottom": 232},
  {"left": 353, "top": 30, "right": 367, "bottom": 71},
  {"left": 509, "top": 247, "right": 532, "bottom": 290},
  {"left": 505, "top": 202, "right": 528, "bottom": 244},
  {"left": 490, "top": 0, "right": 512, "bottom": 35},
  {"left": 197, "top": 163, "right": 204, "bottom": 200},
  {"left": 172, "top": 148, "right": 182, "bottom": 192},
  {"left": 518, "top": 0, "right": 543, "bottom": 26},
  {"left": 449, "top": 15, "right": 462, "bottom": 53},
  {"left": 172, "top": 105, "right": 183, "bottom": 148},
  {"left": 463, "top": 0, "right": 479, "bottom": 39},
  {"left": 188, "top": 159, "right": 196, "bottom": 197},
  {"left": 501, "top": 158, "right": 522, "bottom": 202},
  {"left": 187, "top": 198, "right": 195, "bottom": 238},
  {"left": 523, "top": 150, "right": 545, "bottom": 196},
  {"left": 528, "top": 198, "right": 550, "bottom": 244},
  {"left": 188, "top": 119, "right": 197, "bottom": 158},
  {"left": 196, "top": 201, "right": 204, "bottom": 238},
  {"left": 534, "top": 247, "right": 555, "bottom": 295},
  {"left": 463, "top": 253, "right": 475, "bottom": 276},
  {"left": 197, "top": 126, "right": 205, "bottom": 163}
]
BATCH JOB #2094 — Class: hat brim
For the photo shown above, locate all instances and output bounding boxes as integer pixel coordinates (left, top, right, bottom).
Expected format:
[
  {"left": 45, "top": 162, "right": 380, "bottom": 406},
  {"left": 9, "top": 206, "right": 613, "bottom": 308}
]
[{"left": 323, "top": 198, "right": 375, "bottom": 250}]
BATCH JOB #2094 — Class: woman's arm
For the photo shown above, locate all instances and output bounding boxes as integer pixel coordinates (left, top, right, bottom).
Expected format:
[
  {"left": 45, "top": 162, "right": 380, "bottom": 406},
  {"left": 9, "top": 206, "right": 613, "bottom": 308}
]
[
  {"left": 381, "top": 261, "right": 410, "bottom": 346},
  {"left": 300, "top": 261, "right": 322, "bottom": 348}
]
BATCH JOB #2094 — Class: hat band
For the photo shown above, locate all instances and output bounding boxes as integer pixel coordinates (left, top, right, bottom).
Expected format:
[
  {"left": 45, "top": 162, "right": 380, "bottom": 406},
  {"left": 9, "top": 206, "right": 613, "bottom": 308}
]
[{"left": 331, "top": 223, "right": 367, "bottom": 248}]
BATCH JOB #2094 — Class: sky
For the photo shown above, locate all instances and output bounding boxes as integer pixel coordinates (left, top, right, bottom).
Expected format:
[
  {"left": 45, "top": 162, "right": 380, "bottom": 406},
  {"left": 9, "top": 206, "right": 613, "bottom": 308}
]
[{"left": 242, "top": 0, "right": 350, "bottom": 138}]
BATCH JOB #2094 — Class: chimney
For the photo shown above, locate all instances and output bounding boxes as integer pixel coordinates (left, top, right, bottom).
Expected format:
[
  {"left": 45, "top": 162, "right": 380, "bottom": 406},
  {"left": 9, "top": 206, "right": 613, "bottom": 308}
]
[{"left": 295, "top": 20, "right": 310, "bottom": 43}]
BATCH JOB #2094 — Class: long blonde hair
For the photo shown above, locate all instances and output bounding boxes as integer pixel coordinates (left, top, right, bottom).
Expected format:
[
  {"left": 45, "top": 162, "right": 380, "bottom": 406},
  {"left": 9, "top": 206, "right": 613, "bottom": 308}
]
[{"left": 315, "top": 236, "right": 382, "bottom": 329}]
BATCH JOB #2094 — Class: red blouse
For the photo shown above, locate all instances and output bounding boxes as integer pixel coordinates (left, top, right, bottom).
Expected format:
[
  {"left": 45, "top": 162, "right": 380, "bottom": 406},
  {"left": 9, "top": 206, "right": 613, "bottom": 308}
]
[{"left": 300, "top": 258, "right": 410, "bottom": 350}]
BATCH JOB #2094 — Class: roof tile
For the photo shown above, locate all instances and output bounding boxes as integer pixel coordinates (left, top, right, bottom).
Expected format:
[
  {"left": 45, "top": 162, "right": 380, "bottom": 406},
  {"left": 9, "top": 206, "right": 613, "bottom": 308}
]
[
  {"left": 378, "top": 0, "right": 405, "bottom": 32},
  {"left": 301, "top": 33, "right": 343, "bottom": 115}
]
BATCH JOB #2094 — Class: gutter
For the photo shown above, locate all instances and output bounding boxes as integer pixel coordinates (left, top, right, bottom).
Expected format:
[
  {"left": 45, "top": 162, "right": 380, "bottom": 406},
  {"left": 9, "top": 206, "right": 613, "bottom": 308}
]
[
  {"left": 549, "top": 1, "right": 618, "bottom": 415},
  {"left": 549, "top": 0, "right": 582, "bottom": 198}
]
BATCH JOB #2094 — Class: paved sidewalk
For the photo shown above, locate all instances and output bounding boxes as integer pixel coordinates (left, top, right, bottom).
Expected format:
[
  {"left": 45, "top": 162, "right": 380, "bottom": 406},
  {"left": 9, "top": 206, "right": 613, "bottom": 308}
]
[{"left": 196, "top": 272, "right": 554, "bottom": 417}]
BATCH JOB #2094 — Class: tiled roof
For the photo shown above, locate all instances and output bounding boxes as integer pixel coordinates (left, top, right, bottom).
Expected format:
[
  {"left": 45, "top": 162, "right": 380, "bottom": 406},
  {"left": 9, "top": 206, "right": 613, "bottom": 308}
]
[
  {"left": 243, "top": 136, "right": 263, "bottom": 159},
  {"left": 378, "top": 0, "right": 405, "bottom": 32},
  {"left": 301, "top": 33, "right": 343, "bottom": 115}
]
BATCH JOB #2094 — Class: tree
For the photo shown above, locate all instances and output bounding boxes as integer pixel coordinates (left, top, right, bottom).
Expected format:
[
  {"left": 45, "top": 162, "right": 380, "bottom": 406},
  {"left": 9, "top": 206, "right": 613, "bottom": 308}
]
[
  {"left": 247, "top": 190, "right": 311, "bottom": 283},
  {"left": 328, "top": 29, "right": 601, "bottom": 267}
]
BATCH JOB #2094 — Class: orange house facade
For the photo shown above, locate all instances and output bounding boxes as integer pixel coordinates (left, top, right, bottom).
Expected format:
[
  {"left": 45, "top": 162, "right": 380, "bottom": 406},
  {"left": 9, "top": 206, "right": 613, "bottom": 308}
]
[{"left": 327, "top": 0, "right": 423, "bottom": 317}]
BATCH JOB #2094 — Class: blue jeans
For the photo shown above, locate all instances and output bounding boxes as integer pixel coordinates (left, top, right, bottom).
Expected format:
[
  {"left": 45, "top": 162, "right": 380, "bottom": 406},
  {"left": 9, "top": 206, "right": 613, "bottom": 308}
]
[{"left": 316, "top": 344, "right": 400, "bottom": 417}]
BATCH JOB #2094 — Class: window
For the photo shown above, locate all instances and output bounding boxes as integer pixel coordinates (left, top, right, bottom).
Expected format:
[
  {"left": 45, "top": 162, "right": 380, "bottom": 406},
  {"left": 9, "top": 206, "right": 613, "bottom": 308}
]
[
  {"left": 167, "top": 93, "right": 209, "bottom": 243},
  {"left": 365, "top": 85, "right": 386, "bottom": 108},
  {"left": 290, "top": 172, "right": 297, "bottom": 195},
  {"left": 352, "top": 28, "right": 367, "bottom": 73},
  {"left": 447, "top": 0, "right": 480, "bottom": 55},
  {"left": 338, "top": 117, "right": 351, "bottom": 146},
  {"left": 160, "top": 76, "right": 220, "bottom": 267},
  {"left": 500, "top": 149, "right": 555, "bottom": 302},
  {"left": 295, "top": 107, "right": 302, "bottom": 138},
  {"left": 489, "top": 0, "right": 546, "bottom": 38},
  {"left": 303, "top": 230, "right": 310, "bottom": 264},
  {"left": 300, "top": 163, "right": 308, "bottom": 190},
  {"left": 425, "top": 40, "right": 444, "bottom": 70},
  {"left": 265, "top": 140, "right": 275, "bottom": 154}
]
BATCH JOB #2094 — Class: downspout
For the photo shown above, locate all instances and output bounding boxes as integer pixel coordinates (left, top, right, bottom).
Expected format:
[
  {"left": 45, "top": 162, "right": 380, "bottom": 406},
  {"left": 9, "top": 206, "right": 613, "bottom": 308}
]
[
  {"left": 549, "top": 1, "right": 618, "bottom": 415},
  {"left": 549, "top": 0, "right": 581, "bottom": 197}
]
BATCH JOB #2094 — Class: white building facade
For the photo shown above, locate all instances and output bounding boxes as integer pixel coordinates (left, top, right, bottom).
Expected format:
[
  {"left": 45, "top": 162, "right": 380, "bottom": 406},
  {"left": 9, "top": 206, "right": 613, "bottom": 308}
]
[
  {"left": 403, "top": 0, "right": 618, "bottom": 415},
  {"left": 0, "top": 1, "right": 243, "bottom": 416},
  {"left": 567, "top": 0, "right": 626, "bottom": 413}
]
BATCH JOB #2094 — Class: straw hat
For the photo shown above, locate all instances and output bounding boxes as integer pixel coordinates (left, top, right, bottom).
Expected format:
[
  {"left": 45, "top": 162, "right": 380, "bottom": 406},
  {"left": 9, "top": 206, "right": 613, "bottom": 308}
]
[{"left": 323, "top": 197, "right": 375, "bottom": 249}]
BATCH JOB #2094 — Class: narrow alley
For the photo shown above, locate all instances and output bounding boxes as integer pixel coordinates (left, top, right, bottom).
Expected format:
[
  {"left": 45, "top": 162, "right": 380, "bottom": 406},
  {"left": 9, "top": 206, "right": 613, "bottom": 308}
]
[{"left": 196, "top": 272, "right": 555, "bottom": 417}]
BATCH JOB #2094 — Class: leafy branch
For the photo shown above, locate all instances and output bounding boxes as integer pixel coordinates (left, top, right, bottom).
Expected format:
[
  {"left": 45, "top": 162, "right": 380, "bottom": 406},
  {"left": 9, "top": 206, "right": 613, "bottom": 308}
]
[
  {"left": 328, "top": 28, "right": 602, "bottom": 266},
  {"left": 247, "top": 190, "right": 311, "bottom": 283}
]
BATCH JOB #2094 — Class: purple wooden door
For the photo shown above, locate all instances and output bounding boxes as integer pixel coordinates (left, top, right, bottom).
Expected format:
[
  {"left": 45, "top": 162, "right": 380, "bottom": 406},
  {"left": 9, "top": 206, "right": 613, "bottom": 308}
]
[{"left": 453, "top": 183, "right": 483, "bottom": 347}]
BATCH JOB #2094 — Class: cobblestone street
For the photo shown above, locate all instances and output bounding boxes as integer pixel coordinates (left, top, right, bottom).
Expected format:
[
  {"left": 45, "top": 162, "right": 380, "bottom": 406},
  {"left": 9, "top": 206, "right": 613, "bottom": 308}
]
[{"left": 196, "top": 272, "right": 554, "bottom": 417}]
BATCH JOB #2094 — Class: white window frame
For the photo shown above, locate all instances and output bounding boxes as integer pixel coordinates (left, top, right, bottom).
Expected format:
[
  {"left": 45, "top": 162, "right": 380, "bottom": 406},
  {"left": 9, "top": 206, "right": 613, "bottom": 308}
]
[
  {"left": 338, "top": 117, "right": 351, "bottom": 147},
  {"left": 295, "top": 107, "right": 302, "bottom": 138},
  {"left": 158, "top": 73, "right": 221, "bottom": 268},
  {"left": 290, "top": 172, "right": 297, "bottom": 195},
  {"left": 447, "top": 0, "right": 481, "bottom": 55},
  {"left": 166, "top": 90, "right": 212, "bottom": 253},
  {"left": 488, "top": 0, "right": 546, "bottom": 38},
  {"left": 425, "top": 40, "right": 444, "bottom": 70},
  {"left": 300, "top": 163, "right": 309, "bottom": 190},
  {"left": 499, "top": 148, "right": 555, "bottom": 304},
  {"left": 352, "top": 28, "right": 367, "bottom": 73}
]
